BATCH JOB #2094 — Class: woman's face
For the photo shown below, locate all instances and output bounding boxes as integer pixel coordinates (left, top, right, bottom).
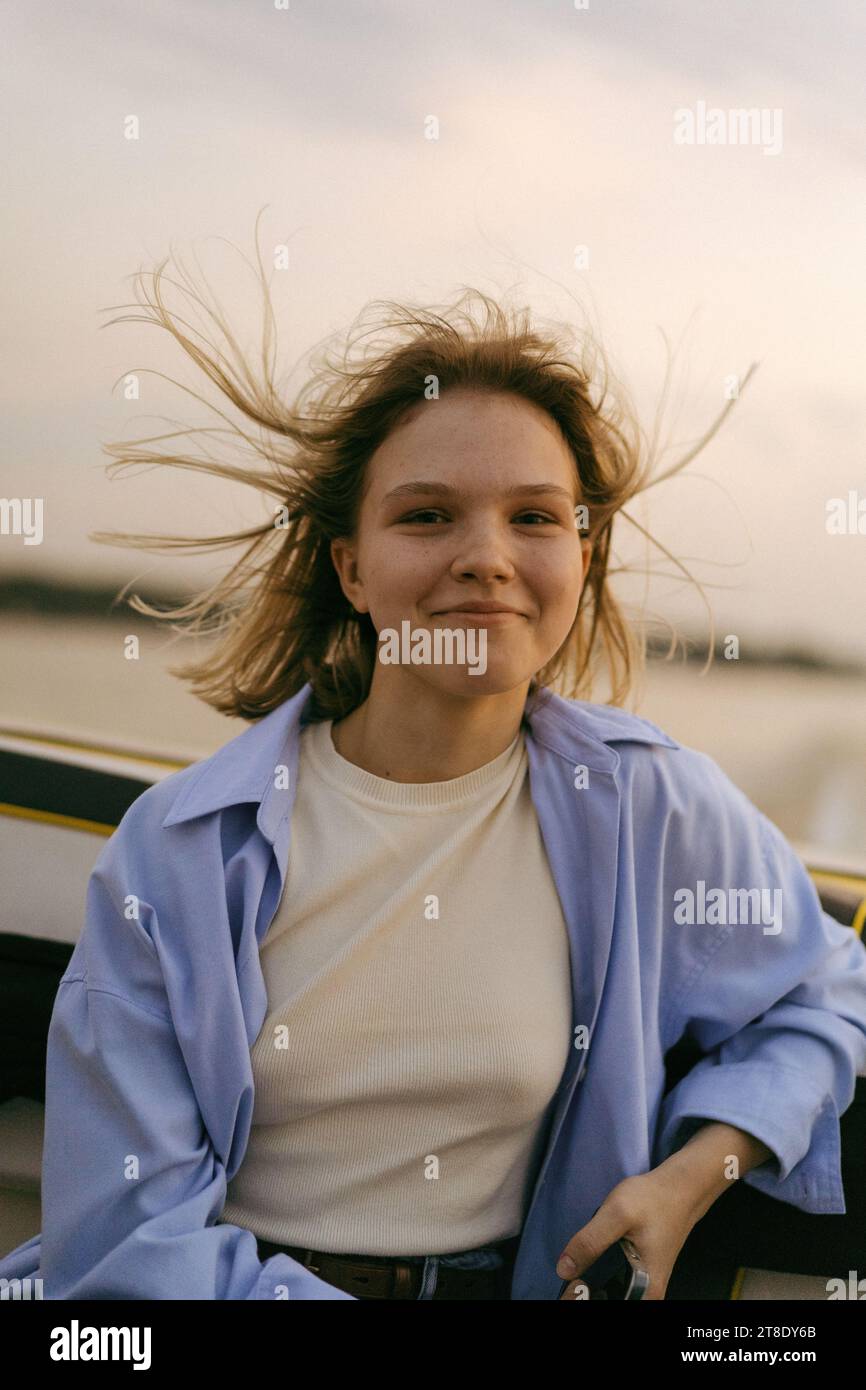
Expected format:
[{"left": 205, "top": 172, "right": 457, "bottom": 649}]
[{"left": 331, "top": 388, "right": 592, "bottom": 700}]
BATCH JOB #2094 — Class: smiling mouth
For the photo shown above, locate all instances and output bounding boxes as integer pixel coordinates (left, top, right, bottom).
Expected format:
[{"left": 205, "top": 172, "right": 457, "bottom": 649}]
[{"left": 433, "top": 610, "right": 525, "bottom": 621}]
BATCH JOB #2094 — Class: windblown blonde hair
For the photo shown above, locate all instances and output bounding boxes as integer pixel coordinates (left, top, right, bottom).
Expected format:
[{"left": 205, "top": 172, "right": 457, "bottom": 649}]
[{"left": 92, "top": 223, "right": 755, "bottom": 724}]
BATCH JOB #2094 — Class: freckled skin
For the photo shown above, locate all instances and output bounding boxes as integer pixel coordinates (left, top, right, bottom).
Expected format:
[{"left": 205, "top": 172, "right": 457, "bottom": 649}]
[{"left": 329, "top": 389, "right": 592, "bottom": 782}]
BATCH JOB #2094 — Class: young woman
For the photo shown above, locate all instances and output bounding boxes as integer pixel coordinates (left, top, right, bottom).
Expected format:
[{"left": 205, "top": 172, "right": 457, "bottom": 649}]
[{"left": 2, "top": 259, "right": 865, "bottom": 1302}]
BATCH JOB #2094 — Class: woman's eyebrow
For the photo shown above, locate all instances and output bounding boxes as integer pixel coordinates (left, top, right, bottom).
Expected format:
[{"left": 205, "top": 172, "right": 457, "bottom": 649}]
[{"left": 383, "top": 482, "right": 576, "bottom": 502}]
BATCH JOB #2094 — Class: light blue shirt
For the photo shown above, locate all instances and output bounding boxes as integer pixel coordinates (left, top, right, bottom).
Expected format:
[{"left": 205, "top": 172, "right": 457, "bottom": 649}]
[{"left": 2, "top": 682, "right": 865, "bottom": 1300}]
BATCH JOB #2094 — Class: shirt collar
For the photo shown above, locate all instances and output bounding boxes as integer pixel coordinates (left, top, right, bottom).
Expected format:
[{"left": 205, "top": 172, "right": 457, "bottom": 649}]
[{"left": 160, "top": 681, "right": 679, "bottom": 841}]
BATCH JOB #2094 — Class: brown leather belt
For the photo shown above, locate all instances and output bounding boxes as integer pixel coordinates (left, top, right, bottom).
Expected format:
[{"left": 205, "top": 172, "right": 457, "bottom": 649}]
[{"left": 255, "top": 1234, "right": 522, "bottom": 1300}]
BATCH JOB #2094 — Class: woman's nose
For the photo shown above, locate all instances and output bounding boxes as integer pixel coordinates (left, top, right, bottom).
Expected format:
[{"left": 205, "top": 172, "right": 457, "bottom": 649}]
[{"left": 448, "top": 526, "right": 517, "bottom": 577}]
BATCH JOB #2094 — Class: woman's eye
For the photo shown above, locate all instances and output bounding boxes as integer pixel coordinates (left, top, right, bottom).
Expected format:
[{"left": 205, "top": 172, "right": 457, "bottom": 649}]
[{"left": 400, "top": 510, "right": 557, "bottom": 525}]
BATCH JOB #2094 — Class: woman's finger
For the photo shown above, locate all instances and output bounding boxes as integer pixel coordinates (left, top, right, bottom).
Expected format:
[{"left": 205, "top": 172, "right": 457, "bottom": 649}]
[{"left": 555, "top": 1193, "right": 633, "bottom": 1281}]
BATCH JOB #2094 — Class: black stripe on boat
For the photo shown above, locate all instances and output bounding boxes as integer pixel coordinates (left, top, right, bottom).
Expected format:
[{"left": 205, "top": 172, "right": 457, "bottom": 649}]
[{"left": 0, "top": 747, "right": 151, "bottom": 829}]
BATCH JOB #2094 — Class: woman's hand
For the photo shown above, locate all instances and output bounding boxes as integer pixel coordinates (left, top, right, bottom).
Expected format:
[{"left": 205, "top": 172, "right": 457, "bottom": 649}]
[
  {"left": 555, "top": 1169, "right": 708, "bottom": 1301},
  {"left": 556, "top": 1121, "right": 774, "bottom": 1300}
]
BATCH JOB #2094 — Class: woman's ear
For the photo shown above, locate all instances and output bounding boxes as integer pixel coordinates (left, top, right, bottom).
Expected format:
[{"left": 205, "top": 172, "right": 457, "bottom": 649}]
[{"left": 330, "top": 536, "right": 366, "bottom": 612}]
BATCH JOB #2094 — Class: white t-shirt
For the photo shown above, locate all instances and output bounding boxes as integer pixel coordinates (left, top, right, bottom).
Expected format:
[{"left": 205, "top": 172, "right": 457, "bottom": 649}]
[{"left": 222, "top": 716, "right": 572, "bottom": 1255}]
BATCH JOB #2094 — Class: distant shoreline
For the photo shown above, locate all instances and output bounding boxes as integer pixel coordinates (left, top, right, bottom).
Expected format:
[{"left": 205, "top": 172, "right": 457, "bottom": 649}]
[{"left": 0, "top": 573, "right": 863, "bottom": 675}]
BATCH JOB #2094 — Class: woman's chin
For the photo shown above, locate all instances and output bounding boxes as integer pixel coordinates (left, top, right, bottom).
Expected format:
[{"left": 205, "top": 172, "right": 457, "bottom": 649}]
[{"left": 412, "top": 665, "right": 535, "bottom": 700}]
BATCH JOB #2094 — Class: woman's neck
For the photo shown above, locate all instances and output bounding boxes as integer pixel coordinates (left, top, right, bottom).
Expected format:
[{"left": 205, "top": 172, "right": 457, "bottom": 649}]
[{"left": 330, "top": 681, "right": 529, "bottom": 783}]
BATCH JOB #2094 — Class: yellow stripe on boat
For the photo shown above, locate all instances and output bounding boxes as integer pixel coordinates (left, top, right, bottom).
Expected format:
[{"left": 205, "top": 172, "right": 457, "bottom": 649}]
[{"left": 0, "top": 802, "right": 115, "bottom": 837}]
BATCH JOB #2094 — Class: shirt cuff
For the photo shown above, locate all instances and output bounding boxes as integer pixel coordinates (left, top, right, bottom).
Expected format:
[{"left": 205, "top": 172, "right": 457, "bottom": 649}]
[{"left": 654, "top": 1060, "right": 846, "bottom": 1214}]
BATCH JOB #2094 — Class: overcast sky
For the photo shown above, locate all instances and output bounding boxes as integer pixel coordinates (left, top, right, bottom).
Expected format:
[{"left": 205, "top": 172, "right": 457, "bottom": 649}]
[{"left": 3, "top": 0, "right": 865, "bottom": 663}]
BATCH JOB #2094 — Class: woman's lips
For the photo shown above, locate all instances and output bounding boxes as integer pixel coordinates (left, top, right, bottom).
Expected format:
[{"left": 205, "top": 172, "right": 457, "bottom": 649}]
[{"left": 433, "top": 610, "right": 524, "bottom": 623}]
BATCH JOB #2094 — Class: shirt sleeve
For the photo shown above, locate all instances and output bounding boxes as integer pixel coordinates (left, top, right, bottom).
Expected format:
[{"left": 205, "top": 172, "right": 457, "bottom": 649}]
[
  {"left": 0, "top": 815, "right": 357, "bottom": 1300},
  {"left": 653, "top": 753, "right": 866, "bottom": 1215}
]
